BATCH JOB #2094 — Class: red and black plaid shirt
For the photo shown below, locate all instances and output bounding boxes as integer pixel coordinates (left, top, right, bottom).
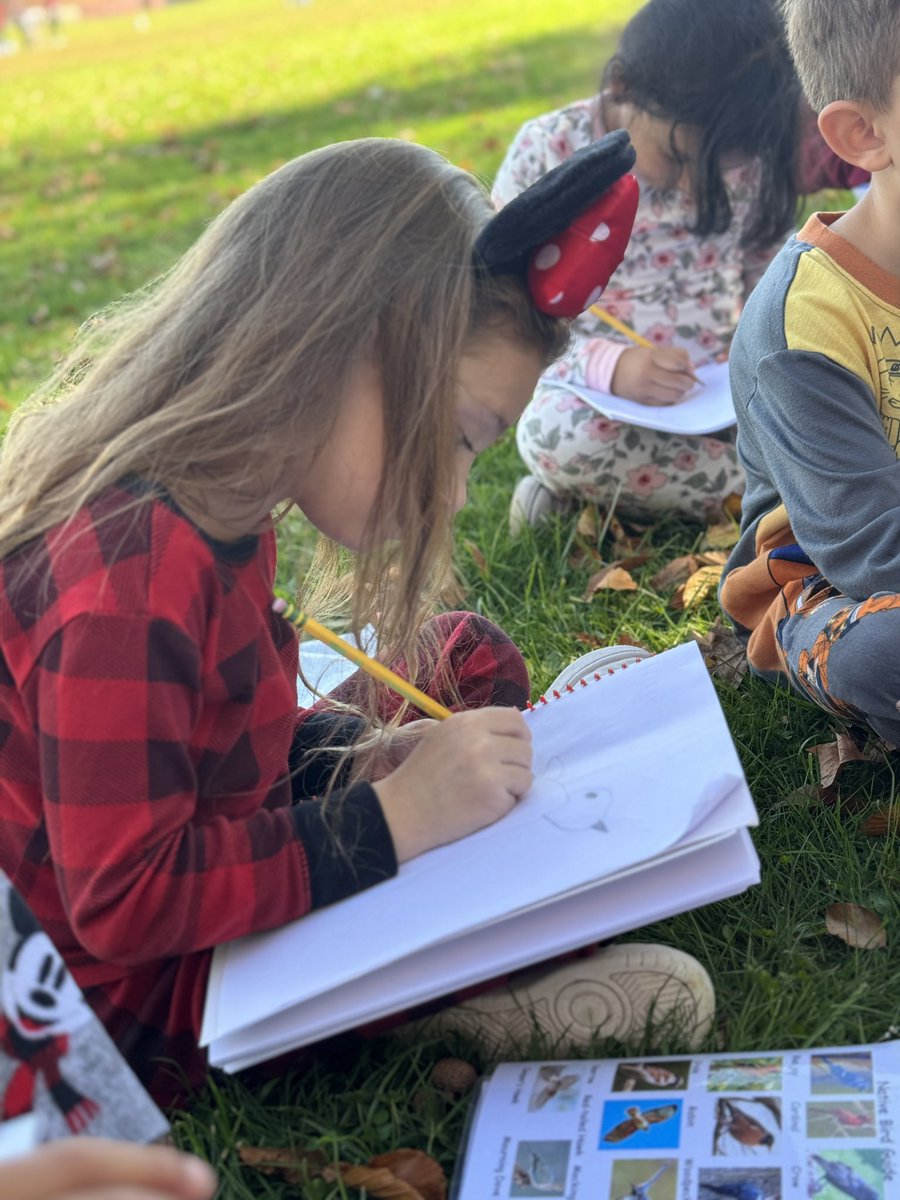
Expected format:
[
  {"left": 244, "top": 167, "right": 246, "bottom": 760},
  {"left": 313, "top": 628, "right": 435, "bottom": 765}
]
[{"left": 0, "top": 481, "right": 396, "bottom": 1104}]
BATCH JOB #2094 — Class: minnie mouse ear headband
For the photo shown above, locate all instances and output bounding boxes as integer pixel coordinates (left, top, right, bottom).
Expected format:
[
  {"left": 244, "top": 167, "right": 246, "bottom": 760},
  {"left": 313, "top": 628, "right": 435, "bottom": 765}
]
[{"left": 475, "top": 129, "right": 639, "bottom": 319}]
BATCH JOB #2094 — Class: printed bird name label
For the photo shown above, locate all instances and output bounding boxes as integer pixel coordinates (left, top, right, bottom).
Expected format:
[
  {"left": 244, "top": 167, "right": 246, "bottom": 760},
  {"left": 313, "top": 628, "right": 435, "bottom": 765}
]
[{"left": 453, "top": 1044, "right": 900, "bottom": 1200}]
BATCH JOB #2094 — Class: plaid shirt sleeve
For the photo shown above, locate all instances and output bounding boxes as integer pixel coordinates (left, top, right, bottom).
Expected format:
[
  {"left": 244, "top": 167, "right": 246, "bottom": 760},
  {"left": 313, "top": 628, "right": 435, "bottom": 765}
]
[{"left": 26, "top": 610, "right": 397, "bottom": 968}]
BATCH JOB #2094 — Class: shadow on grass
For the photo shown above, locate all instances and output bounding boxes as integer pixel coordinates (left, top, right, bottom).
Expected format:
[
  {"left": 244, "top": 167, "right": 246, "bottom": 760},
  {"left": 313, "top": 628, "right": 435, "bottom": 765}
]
[{"left": 2, "top": 19, "right": 626, "bottom": 398}]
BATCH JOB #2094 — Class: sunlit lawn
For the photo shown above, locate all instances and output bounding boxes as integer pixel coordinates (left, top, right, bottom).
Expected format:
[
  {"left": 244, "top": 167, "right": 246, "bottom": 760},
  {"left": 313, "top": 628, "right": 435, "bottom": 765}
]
[{"left": 2, "top": 3, "right": 898, "bottom": 1196}]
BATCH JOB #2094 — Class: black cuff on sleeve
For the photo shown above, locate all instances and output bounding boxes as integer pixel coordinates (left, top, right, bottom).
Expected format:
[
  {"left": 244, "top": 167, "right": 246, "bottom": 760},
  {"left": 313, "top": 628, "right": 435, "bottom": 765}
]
[
  {"left": 290, "top": 781, "right": 398, "bottom": 909},
  {"left": 288, "top": 711, "right": 367, "bottom": 800}
]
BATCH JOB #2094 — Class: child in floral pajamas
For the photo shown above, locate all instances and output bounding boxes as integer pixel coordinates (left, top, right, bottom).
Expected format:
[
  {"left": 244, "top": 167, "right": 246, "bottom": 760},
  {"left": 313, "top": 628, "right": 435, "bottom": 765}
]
[{"left": 496, "top": 0, "right": 803, "bottom": 527}]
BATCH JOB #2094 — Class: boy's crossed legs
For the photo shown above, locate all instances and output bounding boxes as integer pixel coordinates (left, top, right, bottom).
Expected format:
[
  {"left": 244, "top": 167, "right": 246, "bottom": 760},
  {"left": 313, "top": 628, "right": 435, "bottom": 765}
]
[{"left": 775, "top": 576, "right": 900, "bottom": 746}]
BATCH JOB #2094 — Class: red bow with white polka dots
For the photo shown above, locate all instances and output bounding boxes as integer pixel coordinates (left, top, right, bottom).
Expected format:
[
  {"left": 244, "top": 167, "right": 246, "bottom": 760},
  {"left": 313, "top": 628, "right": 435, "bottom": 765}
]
[{"left": 475, "top": 129, "right": 639, "bottom": 319}]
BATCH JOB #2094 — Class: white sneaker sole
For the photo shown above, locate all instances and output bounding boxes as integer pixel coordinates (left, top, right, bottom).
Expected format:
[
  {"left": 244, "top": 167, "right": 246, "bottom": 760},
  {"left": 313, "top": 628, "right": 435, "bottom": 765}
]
[
  {"left": 547, "top": 645, "right": 653, "bottom": 694},
  {"left": 405, "top": 943, "right": 715, "bottom": 1053}
]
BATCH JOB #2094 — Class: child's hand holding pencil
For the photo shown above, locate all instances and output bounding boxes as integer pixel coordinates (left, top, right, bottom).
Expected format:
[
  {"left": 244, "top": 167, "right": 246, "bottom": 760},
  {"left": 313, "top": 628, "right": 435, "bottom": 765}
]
[
  {"left": 274, "top": 598, "right": 534, "bottom": 863},
  {"left": 591, "top": 302, "right": 701, "bottom": 405},
  {"left": 372, "top": 707, "right": 533, "bottom": 863},
  {"left": 611, "top": 345, "right": 699, "bottom": 406}
]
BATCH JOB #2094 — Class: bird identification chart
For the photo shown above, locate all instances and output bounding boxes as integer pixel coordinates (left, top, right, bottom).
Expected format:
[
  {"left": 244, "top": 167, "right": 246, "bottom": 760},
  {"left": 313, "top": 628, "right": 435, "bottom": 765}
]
[{"left": 452, "top": 1043, "right": 900, "bottom": 1200}]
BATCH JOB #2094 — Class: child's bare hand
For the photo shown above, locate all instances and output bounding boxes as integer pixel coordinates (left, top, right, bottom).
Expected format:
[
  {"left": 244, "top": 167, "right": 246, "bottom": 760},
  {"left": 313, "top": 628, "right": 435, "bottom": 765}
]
[
  {"left": 2, "top": 1139, "right": 217, "bottom": 1200},
  {"left": 373, "top": 707, "right": 533, "bottom": 862},
  {"left": 611, "top": 346, "right": 697, "bottom": 405}
]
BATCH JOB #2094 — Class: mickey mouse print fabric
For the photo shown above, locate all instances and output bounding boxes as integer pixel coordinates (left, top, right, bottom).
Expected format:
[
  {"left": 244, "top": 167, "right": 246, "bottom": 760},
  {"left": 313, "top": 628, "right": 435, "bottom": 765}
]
[{"left": 0, "top": 870, "right": 167, "bottom": 1155}]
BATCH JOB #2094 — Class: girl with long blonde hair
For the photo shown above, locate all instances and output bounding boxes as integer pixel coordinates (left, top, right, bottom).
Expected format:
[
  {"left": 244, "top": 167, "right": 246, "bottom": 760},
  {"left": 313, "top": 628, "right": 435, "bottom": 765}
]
[{"left": 0, "top": 136, "right": 713, "bottom": 1104}]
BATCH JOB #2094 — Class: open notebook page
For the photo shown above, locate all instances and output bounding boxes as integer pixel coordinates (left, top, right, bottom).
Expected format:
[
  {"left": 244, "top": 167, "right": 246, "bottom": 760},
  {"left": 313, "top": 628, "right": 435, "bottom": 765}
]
[
  {"left": 563, "top": 359, "right": 734, "bottom": 435},
  {"left": 202, "top": 642, "right": 754, "bottom": 1049}
]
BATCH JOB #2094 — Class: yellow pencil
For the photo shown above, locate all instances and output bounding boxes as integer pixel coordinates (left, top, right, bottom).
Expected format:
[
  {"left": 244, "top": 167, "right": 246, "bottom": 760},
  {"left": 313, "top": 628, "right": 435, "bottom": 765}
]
[
  {"left": 589, "top": 303, "right": 655, "bottom": 349},
  {"left": 589, "top": 303, "right": 702, "bottom": 387},
  {"left": 274, "top": 598, "right": 452, "bottom": 721}
]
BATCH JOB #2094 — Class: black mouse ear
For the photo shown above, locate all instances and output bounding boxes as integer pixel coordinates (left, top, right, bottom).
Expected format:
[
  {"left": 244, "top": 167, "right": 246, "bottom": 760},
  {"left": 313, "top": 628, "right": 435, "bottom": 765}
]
[
  {"left": 475, "top": 129, "right": 636, "bottom": 275},
  {"left": 475, "top": 130, "right": 639, "bottom": 318},
  {"left": 9, "top": 886, "right": 40, "bottom": 941}
]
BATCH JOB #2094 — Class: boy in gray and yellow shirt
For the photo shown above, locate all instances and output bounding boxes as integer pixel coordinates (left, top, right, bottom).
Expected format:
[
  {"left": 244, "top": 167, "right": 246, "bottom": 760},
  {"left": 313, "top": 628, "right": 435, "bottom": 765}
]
[{"left": 720, "top": 0, "right": 900, "bottom": 743}]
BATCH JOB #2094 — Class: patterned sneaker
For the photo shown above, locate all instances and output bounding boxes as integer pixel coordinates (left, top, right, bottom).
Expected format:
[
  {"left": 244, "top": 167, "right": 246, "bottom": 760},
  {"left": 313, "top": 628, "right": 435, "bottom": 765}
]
[
  {"left": 404, "top": 943, "right": 715, "bottom": 1052},
  {"left": 509, "top": 476, "right": 572, "bottom": 537},
  {"left": 547, "top": 644, "right": 653, "bottom": 693}
]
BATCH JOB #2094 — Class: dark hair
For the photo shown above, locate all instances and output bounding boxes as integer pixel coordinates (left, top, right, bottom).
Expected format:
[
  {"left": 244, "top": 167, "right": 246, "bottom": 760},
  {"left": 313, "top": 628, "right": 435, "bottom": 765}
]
[{"left": 602, "top": 0, "right": 801, "bottom": 251}]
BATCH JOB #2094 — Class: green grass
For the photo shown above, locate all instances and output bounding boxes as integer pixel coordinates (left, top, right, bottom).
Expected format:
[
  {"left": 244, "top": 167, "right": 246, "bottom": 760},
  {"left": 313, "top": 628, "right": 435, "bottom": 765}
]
[{"left": 2, "top": 3, "right": 898, "bottom": 1197}]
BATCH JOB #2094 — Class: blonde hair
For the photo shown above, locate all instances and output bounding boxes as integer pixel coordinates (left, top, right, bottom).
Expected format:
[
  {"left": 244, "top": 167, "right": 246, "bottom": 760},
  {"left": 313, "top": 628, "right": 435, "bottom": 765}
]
[
  {"left": 0, "top": 138, "right": 566, "bottom": 758},
  {"left": 782, "top": 0, "right": 900, "bottom": 112}
]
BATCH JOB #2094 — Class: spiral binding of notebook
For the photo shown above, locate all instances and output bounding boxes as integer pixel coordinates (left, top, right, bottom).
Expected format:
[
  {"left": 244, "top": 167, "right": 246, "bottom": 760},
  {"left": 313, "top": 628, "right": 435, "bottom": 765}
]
[{"left": 524, "top": 647, "right": 650, "bottom": 710}]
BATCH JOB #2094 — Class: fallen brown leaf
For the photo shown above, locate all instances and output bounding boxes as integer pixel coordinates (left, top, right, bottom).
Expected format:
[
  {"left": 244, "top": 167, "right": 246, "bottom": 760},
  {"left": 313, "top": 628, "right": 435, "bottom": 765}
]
[
  {"left": 576, "top": 506, "right": 598, "bottom": 542},
  {"left": 611, "top": 534, "right": 646, "bottom": 558},
  {"left": 568, "top": 540, "right": 603, "bottom": 569},
  {"left": 238, "top": 1146, "right": 446, "bottom": 1200},
  {"left": 584, "top": 565, "right": 638, "bottom": 599},
  {"left": 614, "top": 631, "right": 649, "bottom": 650},
  {"left": 808, "top": 734, "right": 882, "bottom": 789},
  {"left": 704, "top": 521, "right": 740, "bottom": 549},
  {"left": 671, "top": 564, "right": 723, "bottom": 610},
  {"left": 617, "top": 551, "right": 652, "bottom": 571},
  {"left": 723, "top": 492, "right": 743, "bottom": 520},
  {"left": 573, "top": 632, "right": 604, "bottom": 648},
  {"left": 693, "top": 618, "right": 748, "bottom": 688},
  {"left": 786, "top": 782, "right": 825, "bottom": 807},
  {"left": 860, "top": 807, "right": 900, "bottom": 837},
  {"left": 237, "top": 1145, "right": 328, "bottom": 1184},
  {"left": 697, "top": 549, "right": 729, "bottom": 566},
  {"left": 323, "top": 1164, "right": 424, "bottom": 1198},
  {"left": 825, "top": 902, "right": 887, "bottom": 950},
  {"left": 367, "top": 1150, "right": 447, "bottom": 1200},
  {"left": 650, "top": 554, "right": 699, "bottom": 591},
  {"left": 787, "top": 779, "right": 842, "bottom": 808}
]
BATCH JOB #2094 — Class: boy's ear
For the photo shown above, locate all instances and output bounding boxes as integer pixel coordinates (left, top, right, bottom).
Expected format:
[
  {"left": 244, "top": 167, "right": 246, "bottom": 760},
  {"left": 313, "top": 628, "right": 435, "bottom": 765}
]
[{"left": 818, "top": 100, "right": 892, "bottom": 172}]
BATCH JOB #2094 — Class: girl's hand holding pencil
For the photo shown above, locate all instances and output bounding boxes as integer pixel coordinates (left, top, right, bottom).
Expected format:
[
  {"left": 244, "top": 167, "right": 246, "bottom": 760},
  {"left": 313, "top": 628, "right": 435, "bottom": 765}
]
[
  {"left": 372, "top": 707, "right": 533, "bottom": 863},
  {"left": 274, "top": 598, "right": 533, "bottom": 863}
]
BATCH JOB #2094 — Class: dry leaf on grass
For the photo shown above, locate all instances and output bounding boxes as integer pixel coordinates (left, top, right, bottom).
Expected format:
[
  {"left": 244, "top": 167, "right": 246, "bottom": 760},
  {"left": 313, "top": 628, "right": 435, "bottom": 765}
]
[
  {"left": 723, "top": 492, "right": 743, "bottom": 520},
  {"left": 703, "top": 521, "right": 740, "bottom": 550},
  {"left": 650, "top": 554, "right": 699, "bottom": 591},
  {"left": 584, "top": 565, "right": 638, "bottom": 599},
  {"left": 786, "top": 782, "right": 828, "bottom": 808},
  {"left": 693, "top": 618, "right": 748, "bottom": 687},
  {"left": 366, "top": 1150, "right": 447, "bottom": 1199},
  {"left": 322, "top": 1165, "right": 425, "bottom": 1198},
  {"left": 237, "top": 1146, "right": 328, "bottom": 1184},
  {"left": 569, "top": 542, "right": 603, "bottom": 569},
  {"left": 671, "top": 564, "right": 723, "bottom": 610},
  {"left": 239, "top": 1146, "right": 446, "bottom": 1200},
  {"left": 825, "top": 903, "right": 887, "bottom": 950},
  {"left": 574, "top": 632, "right": 604, "bottom": 648},
  {"left": 576, "top": 506, "right": 599, "bottom": 542},
  {"left": 697, "top": 549, "right": 729, "bottom": 566},
  {"left": 860, "top": 807, "right": 900, "bottom": 837},
  {"left": 808, "top": 734, "right": 883, "bottom": 789},
  {"left": 615, "top": 631, "right": 650, "bottom": 650}
]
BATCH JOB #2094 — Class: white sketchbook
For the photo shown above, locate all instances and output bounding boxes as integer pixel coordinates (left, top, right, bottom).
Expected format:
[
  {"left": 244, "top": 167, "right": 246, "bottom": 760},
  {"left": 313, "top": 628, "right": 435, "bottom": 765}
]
[
  {"left": 201, "top": 642, "right": 760, "bottom": 1072},
  {"left": 565, "top": 359, "right": 735, "bottom": 435}
]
